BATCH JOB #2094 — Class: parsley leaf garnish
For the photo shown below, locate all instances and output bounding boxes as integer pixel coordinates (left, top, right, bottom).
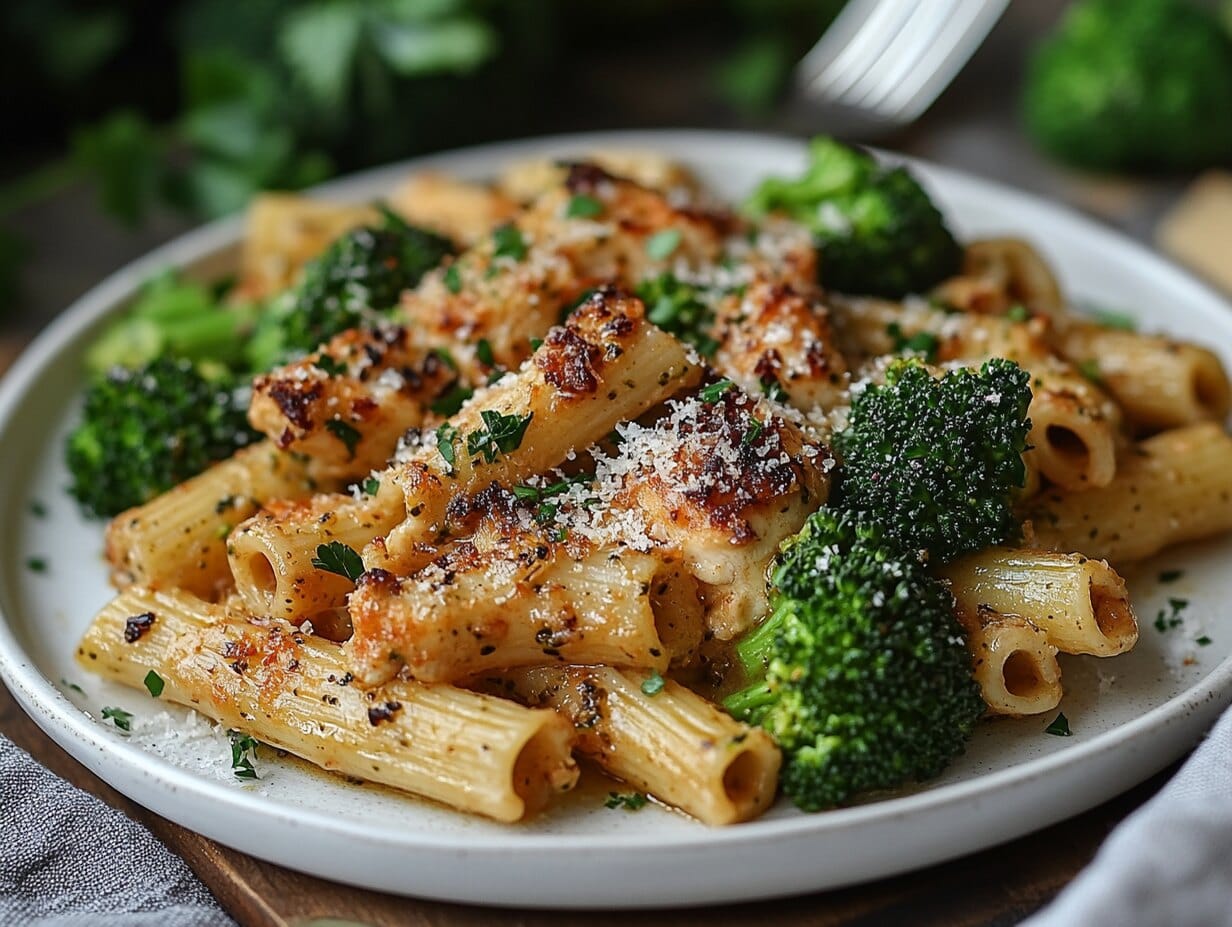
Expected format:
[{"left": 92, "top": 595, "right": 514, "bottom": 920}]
[
  {"left": 1091, "top": 308, "right": 1137, "bottom": 331},
  {"left": 699, "top": 379, "right": 734, "bottom": 403},
  {"left": 29, "top": 500, "right": 47, "bottom": 518},
  {"left": 645, "top": 228, "right": 682, "bottom": 261},
  {"left": 741, "top": 418, "right": 764, "bottom": 448},
  {"left": 566, "top": 194, "right": 604, "bottom": 219},
  {"left": 761, "top": 377, "right": 787, "bottom": 403},
  {"left": 492, "top": 223, "right": 527, "bottom": 262},
  {"left": 432, "top": 346, "right": 459, "bottom": 372},
  {"left": 1044, "top": 712, "right": 1071, "bottom": 737},
  {"left": 1197, "top": 635, "right": 1213, "bottom": 647},
  {"left": 311, "top": 541, "right": 364, "bottom": 582},
  {"left": 436, "top": 423, "right": 458, "bottom": 472},
  {"left": 637, "top": 272, "right": 717, "bottom": 356},
  {"left": 476, "top": 338, "right": 495, "bottom": 367},
  {"left": 1077, "top": 359, "right": 1102, "bottom": 384},
  {"left": 325, "top": 419, "right": 361, "bottom": 460},
  {"left": 1154, "top": 597, "right": 1190, "bottom": 633},
  {"left": 229, "top": 730, "right": 260, "bottom": 780},
  {"left": 1006, "top": 304, "right": 1030, "bottom": 323},
  {"left": 143, "top": 670, "right": 165, "bottom": 698},
  {"left": 430, "top": 382, "right": 473, "bottom": 416},
  {"left": 362, "top": 476, "right": 381, "bottom": 496},
  {"left": 25, "top": 557, "right": 47, "bottom": 574},
  {"left": 1159, "top": 569, "right": 1184, "bottom": 584},
  {"left": 101, "top": 706, "right": 133, "bottom": 732},
  {"left": 640, "top": 670, "right": 666, "bottom": 696},
  {"left": 604, "top": 791, "right": 649, "bottom": 811},
  {"left": 467, "top": 410, "right": 533, "bottom": 463},
  {"left": 443, "top": 263, "right": 462, "bottom": 294}
]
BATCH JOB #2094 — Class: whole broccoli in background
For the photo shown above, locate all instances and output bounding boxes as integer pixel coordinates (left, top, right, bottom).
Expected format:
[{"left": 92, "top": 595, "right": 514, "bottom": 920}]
[
  {"left": 1024, "top": 0, "right": 1232, "bottom": 171},
  {"left": 66, "top": 358, "right": 259, "bottom": 517},
  {"left": 245, "top": 206, "right": 454, "bottom": 370},
  {"left": 724, "top": 508, "right": 984, "bottom": 811},
  {"left": 744, "top": 136, "right": 962, "bottom": 298},
  {"left": 835, "top": 358, "right": 1032, "bottom": 563}
]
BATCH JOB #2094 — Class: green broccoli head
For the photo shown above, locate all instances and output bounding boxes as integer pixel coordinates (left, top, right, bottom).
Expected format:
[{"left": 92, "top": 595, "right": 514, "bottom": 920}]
[
  {"left": 1024, "top": 0, "right": 1232, "bottom": 171},
  {"left": 745, "top": 136, "right": 961, "bottom": 298},
  {"left": 246, "top": 207, "right": 454, "bottom": 370},
  {"left": 836, "top": 357, "right": 1031, "bottom": 562},
  {"left": 724, "top": 508, "right": 984, "bottom": 811},
  {"left": 67, "top": 357, "right": 259, "bottom": 517}
]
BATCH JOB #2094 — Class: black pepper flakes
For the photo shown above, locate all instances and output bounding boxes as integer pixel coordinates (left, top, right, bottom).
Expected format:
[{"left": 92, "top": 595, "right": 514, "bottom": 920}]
[
  {"left": 368, "top": 701, "right": 402, "bottom": 725},
  {"left": 123, "top": 612, "right": 156, "bottom": 643}
]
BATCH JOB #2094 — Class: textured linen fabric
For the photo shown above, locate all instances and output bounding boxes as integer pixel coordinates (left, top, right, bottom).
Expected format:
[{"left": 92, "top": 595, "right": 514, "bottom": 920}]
[
  {"left": 1025, "top": 706, "right": 1232, "bottom": 927},
  {"left": 0, "top": 735, "right": 234, "bottom": 927}
]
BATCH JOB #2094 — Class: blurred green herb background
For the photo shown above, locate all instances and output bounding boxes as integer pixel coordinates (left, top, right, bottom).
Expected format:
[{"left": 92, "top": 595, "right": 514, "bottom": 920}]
[{"left": 0, "top": 0, "right": 845, "bottom": 313}]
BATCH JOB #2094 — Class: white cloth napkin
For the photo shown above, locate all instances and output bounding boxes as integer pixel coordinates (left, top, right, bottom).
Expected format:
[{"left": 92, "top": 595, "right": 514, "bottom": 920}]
[
  {"left": 1025, "top": 705, "right": 1232, "bottom": 927},
  {"left": 0, "top": 735, "right": 233, "bottom": 926}
]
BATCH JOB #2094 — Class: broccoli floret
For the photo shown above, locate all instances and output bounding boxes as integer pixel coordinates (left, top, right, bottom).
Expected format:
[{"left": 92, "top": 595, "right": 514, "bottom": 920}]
[
  {"left": 835, "top": 358, "right": 1031, "bottom": 562},
  {"left": 67, "top": 358, "right": 259, "bottom": 517},
  {"left": 245, "top": 207, "right": 454, "bottom": 370},
  {"left": 1023, "top": 0, "right": 1232, "bottom": 171},
  {"left": 745, "top": 136, "right": 961, "bottom": 298},
  {"left": 84, "top": 270, "right": 257, "bottom": 375},
  {"left": 724, "top": 509, "right": 984, "bottom": 811}
]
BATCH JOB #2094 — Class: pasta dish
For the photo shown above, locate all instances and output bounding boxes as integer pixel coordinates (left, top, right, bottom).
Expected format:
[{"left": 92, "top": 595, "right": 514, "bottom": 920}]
[{"left": 71, "top": 139, "right": 1232, "bottom": 826}]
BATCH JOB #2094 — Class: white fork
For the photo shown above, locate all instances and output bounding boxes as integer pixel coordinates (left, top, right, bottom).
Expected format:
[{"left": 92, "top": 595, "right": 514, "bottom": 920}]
[{"left": 795, "top": 0, "right": 1009, "bottom": 130}]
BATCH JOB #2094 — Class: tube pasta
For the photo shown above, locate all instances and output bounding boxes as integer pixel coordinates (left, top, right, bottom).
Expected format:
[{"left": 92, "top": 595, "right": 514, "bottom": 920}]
[
  {"left": 77, "top": 586, "right": 579, "bottom": 822},
  {"left": 958, "top": 609, "right": 1062, "bottom": 717},
  {"left": 493, "top": 665, "right": 781, "bottom": 825},
  {"left": 347, "top": 547, "right": 695, "bottom": 685},
  {"left": 934, "top": 238, "right": 1064, "bottom": 317},
  {"left": 1027, "top": 423, "right": 1232, "bottom": 563},
  {"left": 105, "top": 442, "right": 320, "bottom": 598},
  {"left": 388, "top": 172, "right": 518, "bottom": 245},
  {"left": 375, "top": 289, "right": 702, "bottom": 575},
  {"left": 1053, "top": 323, "right": 1231, "bottom": 432},
  {"left": 941, "top": 547, "right": 1137, "bottom": 657}
]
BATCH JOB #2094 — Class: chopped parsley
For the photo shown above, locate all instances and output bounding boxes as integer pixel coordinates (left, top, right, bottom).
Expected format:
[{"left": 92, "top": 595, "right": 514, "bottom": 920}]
[
  {"left": 1006, "top": 304, "right": 1031, "bottom": 323},
  {"left": 529, "top": 337, "right": 544, "bottom": 351},
  {"left": 432, "top": 347, "right": 459, "bottom": 372},
  {"left": 640, "top": 670, "right": 666, "bottom": 697},
  {"left": 492, "top": 223, "right": 527, "bottom": 262},
  {"left": 1158, "top": 569, "right": 1185, "bottom": 584},
  {"left": 362, "top": 476, "right": 381, "bottom": 496},
  {"left": 25, "top": 557, "right": 47, "bottom": 574},
  {"left": 513, "top": 473, "right": 592, "bottom": 505},
  {"left": 637, "top": 272, "right": 717, "bottom": 356},
  {"left": 475, "top": 338, "right": 495, "bottom": 367},
  {"left": 443, "top": 263, "right": 462, "bottom": 294},
  {"left": 741, "top": 418, "right": 765, "bottom": 448},
  {"left": 101, "top": 706, "right": 133, "bottom": 732},
  {"left": 699, "top": 379, "right": 734, "bottom": 403},
  {"left": 1154, "top": 597, "right": 1190, "bottom": 633},
  {"left": 466, "top": 410, "right": 533, "bottom": 463},
  {"left": 1045, "top": 713, "right": 1072, "bottom": 737},
  {"left": 29, "top": 500, "right": 47, "bottom": 518},
  {"left": 229, "top": 730, "right": 260, "bottom": 780},
  {"left": 436, "top": 423, "right": 458, "bottom": 472},
  {"left": 761, "top": 377, "right": 787, "bottom": 403},
  {"left": 1077, "top": 359, "right": 1102, "bottom": 384},
  {"left": 314, "top": 355, "right": 347, "bottom": 377},
  {"left": 143, "top": 670, "right": 165, "bottom": 698},
  {"left": 61, "top": 678, "right": 85, "bottom": 695},
  {"left": 604, "top": 791, "right": 649, "bottom": 811},
  {"left": 887, "top": 322, "right": 940, "bottom": 362},
  {"left": 1091, "top": 308, "right": 1137, "bottom": 331},
  {"left": 1197, "top": 635, "right": 1213, "bottom": 647},
  {"left": 645, "top": 228, "right": 682, "bottom": 261},
  {"left": 565, "top": 194, "right": 604, "bottom": 219},
  {"left": 430, "top": 382, "right": 473, "bottom": 417},
  {"left": 311, "top": 541, "right": 365, "bottom": 582},
  {"left": 324, "top": 419, "right": 361, "bottom": 460}
]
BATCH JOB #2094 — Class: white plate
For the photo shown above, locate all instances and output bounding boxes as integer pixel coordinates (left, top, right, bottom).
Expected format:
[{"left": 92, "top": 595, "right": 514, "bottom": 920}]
[{"left": 2, "top": 130, "right": 1231, "bottom": 909}]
